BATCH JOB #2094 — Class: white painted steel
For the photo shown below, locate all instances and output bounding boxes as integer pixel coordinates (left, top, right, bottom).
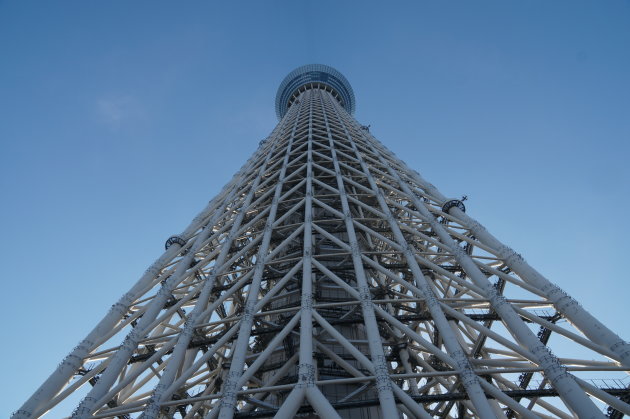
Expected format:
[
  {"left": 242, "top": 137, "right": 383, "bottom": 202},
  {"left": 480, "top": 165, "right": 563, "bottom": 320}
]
[
  {"left": 343, "top": 109, "right": 606, "bottom": 417},
  {"left": 70, "top": 123, "right": 286, "bottom": 419},
  {"left": 368, "top": 130, "right": 630, "bottom": 368},
  {"left": 328, "top": 95, "right": 498, "bottom": 418},
  {"left": 216, "top": 99, "right": 301, "bottom": 419},
  {"left": 319, "top": 90, "right": 401, "bottom": 418},
  {"left": 14, "top": 68, "right": 630, "bottom": 419}
]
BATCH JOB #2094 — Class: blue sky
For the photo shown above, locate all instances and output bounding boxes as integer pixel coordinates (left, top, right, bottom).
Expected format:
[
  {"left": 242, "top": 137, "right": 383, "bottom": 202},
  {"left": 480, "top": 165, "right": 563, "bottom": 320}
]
[{"left": 1, "top": 1, "right": 629, "bottom": 416}]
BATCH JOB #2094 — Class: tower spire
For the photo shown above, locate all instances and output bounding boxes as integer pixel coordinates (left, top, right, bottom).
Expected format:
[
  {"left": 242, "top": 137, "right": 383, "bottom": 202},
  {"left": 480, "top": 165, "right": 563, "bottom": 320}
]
[{"left": 13, "top": 65, "right": 630, "bottom": 418}]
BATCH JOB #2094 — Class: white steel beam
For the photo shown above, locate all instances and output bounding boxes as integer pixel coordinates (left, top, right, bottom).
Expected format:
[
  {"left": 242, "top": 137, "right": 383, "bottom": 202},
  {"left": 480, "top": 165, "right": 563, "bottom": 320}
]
[
  {"left": 347, "top": 112, "right": 606, "bottom": 417},
  {"left": 16, "top": 67, "right": 628, "bottom": 419}
]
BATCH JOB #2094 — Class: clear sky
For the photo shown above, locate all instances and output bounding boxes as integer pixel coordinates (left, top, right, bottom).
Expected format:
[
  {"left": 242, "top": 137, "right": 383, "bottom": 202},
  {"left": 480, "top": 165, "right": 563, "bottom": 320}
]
[{"left": 1, "top": 1, "right": 629, "bottom": 416}]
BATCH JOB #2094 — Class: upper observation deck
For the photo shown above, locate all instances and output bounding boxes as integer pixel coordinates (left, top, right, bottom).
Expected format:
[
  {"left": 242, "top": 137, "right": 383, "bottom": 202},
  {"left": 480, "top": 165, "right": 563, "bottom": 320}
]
[{"left": 275, "top": 64, "right": 355, "bottom": 120}]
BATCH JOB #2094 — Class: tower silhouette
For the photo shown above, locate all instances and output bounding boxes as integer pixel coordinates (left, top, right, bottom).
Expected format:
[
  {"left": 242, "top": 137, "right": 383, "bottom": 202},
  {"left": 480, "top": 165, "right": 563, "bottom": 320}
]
[{"left": 14, "top": 64, "right": 630, "bottom": 418}]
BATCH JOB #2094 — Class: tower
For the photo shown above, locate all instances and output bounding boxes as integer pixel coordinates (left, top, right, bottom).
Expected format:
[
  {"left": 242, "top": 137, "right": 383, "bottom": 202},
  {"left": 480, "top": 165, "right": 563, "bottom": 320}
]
[{"left": 13, "top": 64, "right": 630, "bottom": 418}]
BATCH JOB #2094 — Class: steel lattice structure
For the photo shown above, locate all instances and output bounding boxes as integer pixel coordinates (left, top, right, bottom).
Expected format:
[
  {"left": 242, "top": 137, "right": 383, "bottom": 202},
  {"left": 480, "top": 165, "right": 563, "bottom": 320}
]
[{"left": 14, "top": 65, "right": 630, "bottom": 419}]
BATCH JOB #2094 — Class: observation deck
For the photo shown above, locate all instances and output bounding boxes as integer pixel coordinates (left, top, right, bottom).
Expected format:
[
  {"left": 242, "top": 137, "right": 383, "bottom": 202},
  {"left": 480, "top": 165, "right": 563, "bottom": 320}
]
[{"left": 275, "top": 64, "right": 355, "bottom": 120}]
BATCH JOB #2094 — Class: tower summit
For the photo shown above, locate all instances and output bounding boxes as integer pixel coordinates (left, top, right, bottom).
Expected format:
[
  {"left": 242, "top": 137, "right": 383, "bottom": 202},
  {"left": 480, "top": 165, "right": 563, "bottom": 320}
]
[
  {"left": 275, "top": 64, "right": 355, "bottom": 119},
  {"left": 14, "top": 65, "right": 630, "bottom": 418}
]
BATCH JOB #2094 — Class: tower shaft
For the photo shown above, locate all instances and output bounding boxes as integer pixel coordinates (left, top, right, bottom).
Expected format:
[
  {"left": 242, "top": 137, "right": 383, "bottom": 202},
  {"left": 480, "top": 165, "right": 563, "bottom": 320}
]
[{"left": 13, "top": 65, "right": 630, "bottom": 419}]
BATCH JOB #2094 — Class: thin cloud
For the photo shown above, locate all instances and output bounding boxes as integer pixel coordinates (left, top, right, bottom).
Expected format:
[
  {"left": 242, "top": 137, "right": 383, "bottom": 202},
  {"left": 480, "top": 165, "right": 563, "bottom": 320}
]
[{"left": 96, "top": 95, "right": 145, "bottom": 130}]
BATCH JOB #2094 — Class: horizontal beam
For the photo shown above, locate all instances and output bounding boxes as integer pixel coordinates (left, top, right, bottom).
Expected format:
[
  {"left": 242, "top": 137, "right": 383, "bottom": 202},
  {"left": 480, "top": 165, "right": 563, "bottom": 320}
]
[{"left": 235, "top": 388, "right": 630, "bottom": 418}]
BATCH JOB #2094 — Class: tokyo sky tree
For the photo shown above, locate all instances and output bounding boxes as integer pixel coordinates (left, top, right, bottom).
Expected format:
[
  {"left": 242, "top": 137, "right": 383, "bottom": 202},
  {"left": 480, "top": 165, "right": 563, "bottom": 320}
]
[{"left": 14, "top": 64, "right": 630, "bottom": 419}]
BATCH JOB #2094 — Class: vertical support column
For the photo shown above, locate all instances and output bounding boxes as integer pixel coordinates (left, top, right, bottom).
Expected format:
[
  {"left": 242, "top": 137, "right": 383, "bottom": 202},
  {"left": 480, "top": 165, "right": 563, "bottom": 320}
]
[
  {"left": 347, "top": 112, "right": 605, "bottom": 417},
  {"left": 216, "top": 96, "right": 303, "bottom": 419},
  {"left": 317, "top": 89, "right": 400, "bottom": 418},
  {"left": 298, "top": 91, "right": 341, "bottom": 419},
  {"left": 327, "top": 95, "right": 497, "bottom": 418},
  {"left": 298, "top": 89, "right": 316, "bottom": 396}
]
